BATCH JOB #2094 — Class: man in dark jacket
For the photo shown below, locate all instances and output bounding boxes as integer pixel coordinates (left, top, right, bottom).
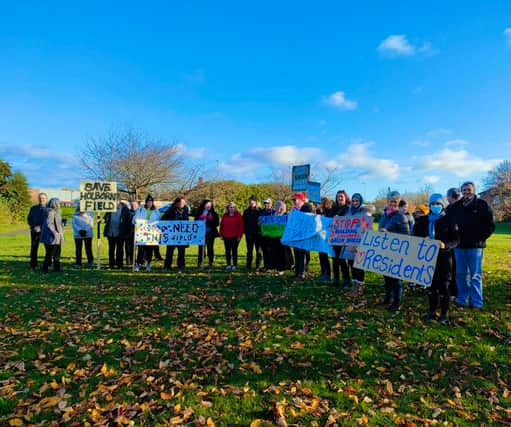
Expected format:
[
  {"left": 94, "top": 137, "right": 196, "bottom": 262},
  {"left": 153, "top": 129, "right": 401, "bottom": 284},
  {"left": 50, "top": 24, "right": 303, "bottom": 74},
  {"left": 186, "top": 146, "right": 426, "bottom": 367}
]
[
  {"left": 27, "top": 192, "right": 48, "bottom": 270},
  {"left": 162, "top": 196, "right": 190, "bottom": 270},
  {"left": 449, "top": 181, "right": 495, "bottom": 309},
  {"left": 103, "top": 198, "right": 132, "bottom": 268},
  {"left": 243, "top": 196, "right": 262, "bottom": 270}
]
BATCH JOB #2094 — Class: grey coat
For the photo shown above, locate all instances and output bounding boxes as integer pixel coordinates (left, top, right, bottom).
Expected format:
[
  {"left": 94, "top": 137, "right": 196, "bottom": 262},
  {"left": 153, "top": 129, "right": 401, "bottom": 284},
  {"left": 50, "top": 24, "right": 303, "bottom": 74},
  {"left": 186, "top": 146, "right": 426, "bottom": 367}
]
[
  {"left": 41, "top": 207, "right": 65, "bottom": 245},
  {"left": 378, "top": 210, "right": 410, "bottom": 235}
]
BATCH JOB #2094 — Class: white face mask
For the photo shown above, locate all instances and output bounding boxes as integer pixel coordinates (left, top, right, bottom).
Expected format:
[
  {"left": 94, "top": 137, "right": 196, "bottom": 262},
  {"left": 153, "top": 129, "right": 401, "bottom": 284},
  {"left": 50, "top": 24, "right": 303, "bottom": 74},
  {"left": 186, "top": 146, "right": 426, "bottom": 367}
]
[{"left": 430, "top": 205, "right": 443, "bottom": 215}]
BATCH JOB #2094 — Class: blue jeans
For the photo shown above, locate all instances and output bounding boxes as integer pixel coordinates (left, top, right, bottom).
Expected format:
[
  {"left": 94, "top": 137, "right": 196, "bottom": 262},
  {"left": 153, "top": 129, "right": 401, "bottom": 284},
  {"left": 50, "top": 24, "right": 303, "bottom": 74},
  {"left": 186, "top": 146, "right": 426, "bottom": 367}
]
[
  {"left": 454, "top": 248, "right": 483, "bottom": 308},
  {"left": 384, "top": 276, "right": 403, "bottom": 305}
]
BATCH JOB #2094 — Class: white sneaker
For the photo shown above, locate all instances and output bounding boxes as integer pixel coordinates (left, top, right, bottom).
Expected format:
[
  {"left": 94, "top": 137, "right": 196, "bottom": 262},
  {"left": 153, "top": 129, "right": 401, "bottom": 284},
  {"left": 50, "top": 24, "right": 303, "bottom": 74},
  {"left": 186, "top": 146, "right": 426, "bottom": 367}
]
[
  {"left": 146, "top": 264, "right": 151, "bottom": 271},
  {"left": 134, "top": 264, "right": 140, "bottom": 272}
]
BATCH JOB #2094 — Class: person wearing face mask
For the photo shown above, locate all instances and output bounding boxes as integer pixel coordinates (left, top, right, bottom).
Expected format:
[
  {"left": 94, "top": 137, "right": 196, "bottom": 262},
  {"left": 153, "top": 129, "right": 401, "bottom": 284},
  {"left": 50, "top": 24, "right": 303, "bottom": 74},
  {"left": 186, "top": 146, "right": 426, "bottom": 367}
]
[
  {"left": 378, "top": 191, "right": 410, "bottom": 312},
  {"left": 449, "top": 181, "right": 495, "bottom": 310},
  {"left": 414, "top": 194, "right": 459, "bottom": 324}
]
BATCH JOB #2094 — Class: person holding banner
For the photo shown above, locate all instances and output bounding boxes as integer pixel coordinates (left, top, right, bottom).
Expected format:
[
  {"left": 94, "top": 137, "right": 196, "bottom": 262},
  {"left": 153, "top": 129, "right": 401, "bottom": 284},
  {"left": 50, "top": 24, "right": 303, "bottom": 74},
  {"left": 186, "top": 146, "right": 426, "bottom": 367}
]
[
  {"left": 196, "top": 199, "right": 220, "bottom": 269},
  {"left": 291, "top": 192, "right": 313, "bottom": 280},
  {"left": 72, "top": 207, "right": 94, "bottom": 268},
  {"left": 316, "top": 197, "right": 333, "bottom": 282},
  {"left": 243, "top": 196, "right": 263, "bottom": 271},
  {"left": 220, "top": 202, "right": 244, "bottom": 270},
  {"left": 40, "top": 198, "right": 64, "bottom": 274},
  {"left": 103, "top": 198, "right": 132, "bottom": 269},
  {"left": 260, "top": 198, "right": 275, "bottom": 270},
  {"left": 268, "top": 200, "right": 293, "bottom": 275},
  {"left": 345, "top": 193, "right": 368, "bottom": 295},
  {"left": 414, "top": 194, "right": 459, "bottom": 324},
  {"left": 162, "top": 196, "right": 190, "bottom": 271},
  {"left": 378, "top": 191, "right": 410, "bottom": 312},
  {"left": 134, "top": 195, "right": 160, "bottom": 271},
  {"left": 330, "top": 190, "right": 351, "bottom": 287}
]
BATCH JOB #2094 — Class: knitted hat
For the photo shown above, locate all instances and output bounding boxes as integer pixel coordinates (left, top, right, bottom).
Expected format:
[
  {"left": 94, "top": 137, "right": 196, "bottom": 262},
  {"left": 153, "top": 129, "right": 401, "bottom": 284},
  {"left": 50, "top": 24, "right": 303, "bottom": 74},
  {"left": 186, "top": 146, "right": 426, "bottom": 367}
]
[
  {"left": 351, "top": 193, "right": 363, "bottom": 205},
  {"left": 416, "top": 204, "right": 430, "bottom": 215},
  {"left": 429, "top": 193, "right": 446, "bottom": 208}
]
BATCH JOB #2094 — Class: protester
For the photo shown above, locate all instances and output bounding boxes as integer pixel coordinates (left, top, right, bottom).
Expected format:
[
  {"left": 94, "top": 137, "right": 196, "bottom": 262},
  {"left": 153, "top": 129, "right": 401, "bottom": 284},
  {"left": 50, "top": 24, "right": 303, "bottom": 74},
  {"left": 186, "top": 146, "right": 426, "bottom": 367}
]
[
  {"left": 449, "top": 181, "right": 495, "bottom": 309},
  {"left": 345, "top": 192, "right": 367, "bottom": 296},
  {"left": 125, "top": 200, "right": 139, "bottom": 266},
  {"left": 399, "top": 199, "right": 415, "bottom": 234},
  {"left": 27, "top": 192, "right": 48, "bottom": 270},
  {"left": 268, "top": 200, "right": 293, "bottom": 275},
  {"left": 316, "top": 197, "right": 332, "bottom": 282},
  {"left": 103, "top": 198, "right": 132, "bottom": 269},
  {"left": 243, "top": 196, "right": 262, "bottom": 270},
  {"left": 330, "top": 190, "right": 351, "bottom": 287},
  {"left": 259, "top": 198, "right": 275, "bottom": 270},
  {"left": 291, "top": 192, "right": 313, "bottom": 280},
  {"left": 40, "top": 197, "right": 64, "bottom": 273},
  {"left": 196, "top": 198, "right": 220, "bottom": 268},
  {"left": 414, "top": 194, "right": 459, "bottom": 324},
  {"left": 378, "top": 191, "right": 410, "bottom": 311},
  {"left": 220, "top": 202, "right": 244, "bottom": 270},
  {"left": 445, "top": 187, "right": 461, "bottom": 298},
  {"left": 162, "top": 196, "right": 190, "bottom": 270},
  {"left": 133, "top": 195, "right": 160, "bottom": 271},
  {"left": 414, "top": 204, "right": 429, "bottom": 221},
  {"left": 72, "top": 207, "right": 94, "bottom": 268}
]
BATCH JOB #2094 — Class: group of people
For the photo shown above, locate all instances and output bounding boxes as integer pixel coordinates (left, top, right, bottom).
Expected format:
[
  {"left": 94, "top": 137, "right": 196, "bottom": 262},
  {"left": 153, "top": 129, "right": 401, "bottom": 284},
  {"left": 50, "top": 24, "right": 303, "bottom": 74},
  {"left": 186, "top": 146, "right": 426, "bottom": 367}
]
[{"left": 28, "top": 180, "right": 495, "bottom": 324}]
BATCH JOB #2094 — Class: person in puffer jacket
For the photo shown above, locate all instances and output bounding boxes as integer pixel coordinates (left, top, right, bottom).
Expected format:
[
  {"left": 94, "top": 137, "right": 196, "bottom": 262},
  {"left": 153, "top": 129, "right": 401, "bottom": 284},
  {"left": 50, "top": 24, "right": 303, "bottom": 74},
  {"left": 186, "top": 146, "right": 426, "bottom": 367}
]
[
  {"left": 414, "top": 194, "right": 459, "bottom": 325},
  {"left": 378, "top": 191, "right": 410, "bottom": 312},
  {"left": 41, "top": 198, "right": 65, "bottom": 273},
  {"left": 72, "top": 207, "right": 94, "bottom": 267}
]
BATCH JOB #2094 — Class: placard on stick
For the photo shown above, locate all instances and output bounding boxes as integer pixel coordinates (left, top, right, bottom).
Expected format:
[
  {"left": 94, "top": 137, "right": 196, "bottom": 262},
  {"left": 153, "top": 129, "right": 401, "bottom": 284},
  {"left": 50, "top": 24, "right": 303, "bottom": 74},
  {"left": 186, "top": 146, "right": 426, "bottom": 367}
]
[
  {"left": 354, "top": 230, "right": 440, "bottom": 287},
  {"left": 80, "top": 181, "right": 117, "bottom": 212},
  {"left": 291, "top": 164, "right": 310, "bottom": 191}
]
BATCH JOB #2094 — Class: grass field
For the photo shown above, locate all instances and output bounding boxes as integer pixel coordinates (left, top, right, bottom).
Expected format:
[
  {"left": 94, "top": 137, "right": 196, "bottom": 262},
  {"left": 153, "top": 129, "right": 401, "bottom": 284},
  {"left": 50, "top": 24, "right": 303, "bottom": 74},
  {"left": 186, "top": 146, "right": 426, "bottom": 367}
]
[{"left": 1, "top": 223, "right": 510, "bottom": 426}]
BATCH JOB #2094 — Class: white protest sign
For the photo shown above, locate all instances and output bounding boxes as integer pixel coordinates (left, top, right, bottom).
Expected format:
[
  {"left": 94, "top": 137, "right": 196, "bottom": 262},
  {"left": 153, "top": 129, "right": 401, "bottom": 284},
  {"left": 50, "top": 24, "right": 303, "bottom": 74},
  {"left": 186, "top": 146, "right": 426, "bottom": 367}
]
[
  {"left": 80, "top": 181, "right": 117, "bottom": 212},
  {"left": 281, "top": 210, "right": 334, "bottom": 256},
  {"left": 329, "top": 214, "right": 374, "bottom": 246},
  {"left": 354, "top": 230, "right": 440, "bottom": 287},
  {"left": 291, "top": 164, "right": 310, "bottom": 191},
  {"left": 135, "top": 220, "right": 205, "bottom": 246}
]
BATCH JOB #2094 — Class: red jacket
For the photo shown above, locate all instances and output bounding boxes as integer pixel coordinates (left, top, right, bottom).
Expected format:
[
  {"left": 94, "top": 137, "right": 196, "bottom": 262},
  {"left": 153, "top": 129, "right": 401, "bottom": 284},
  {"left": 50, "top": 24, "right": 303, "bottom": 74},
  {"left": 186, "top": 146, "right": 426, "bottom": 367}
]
[{"left": 220, "top": 213, "right": 244, "bottom": 239}]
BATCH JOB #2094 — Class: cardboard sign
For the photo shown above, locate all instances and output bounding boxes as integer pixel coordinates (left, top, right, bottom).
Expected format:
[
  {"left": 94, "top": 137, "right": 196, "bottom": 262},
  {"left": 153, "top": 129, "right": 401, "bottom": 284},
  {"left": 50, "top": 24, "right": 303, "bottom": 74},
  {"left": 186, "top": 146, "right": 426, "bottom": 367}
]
[
  {"left": 291, "top": 164, "right": 310, "bottom": 191},
  {"left": 80, "top": 181, "right": 117, "bottom": 212},
  {"left": 307, "top": 181, "right": 321, "bottom": 203},
  {"left": 354, "top": 230, "right": 440, "bottom": 287},
  {"left": 329, "top": 214, "right": 374, "bottom": 246},
  {"left": 281, "top": 210, "right": 334, "bottom": 256},
  {"left": 259, "top": 215, "right": 288, "bottom": 237},
  {"left": 135, "top": 220, "right": 205, "bottom": 246}
]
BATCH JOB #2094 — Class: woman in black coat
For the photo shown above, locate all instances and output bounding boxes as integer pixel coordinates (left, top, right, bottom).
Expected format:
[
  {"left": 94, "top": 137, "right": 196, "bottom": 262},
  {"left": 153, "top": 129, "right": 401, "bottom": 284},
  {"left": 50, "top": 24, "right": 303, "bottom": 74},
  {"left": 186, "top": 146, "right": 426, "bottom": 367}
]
[
  {"left": 195, "top": 198, "right": 220, "bottom": 268},
  {"left": 413, "top": 193, "right": 459, "bottom": 324}
]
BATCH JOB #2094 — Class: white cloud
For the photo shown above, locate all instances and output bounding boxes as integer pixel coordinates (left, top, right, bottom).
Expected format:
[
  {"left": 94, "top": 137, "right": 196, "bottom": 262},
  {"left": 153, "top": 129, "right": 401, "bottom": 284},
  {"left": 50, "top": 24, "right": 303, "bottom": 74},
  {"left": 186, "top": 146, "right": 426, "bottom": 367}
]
[
  {"left": 335, "top": 142, "right": 401, "bottom": 180},
  {"left": 324, "top": 91, "right": 358, "bottom": 110},
  {"left": 217, "top": 145, "right": 325, "bottom": 179},
  {"left": 426, "top": 128, "right": 452, "bottom": 138},
  {"left": 175, "top": 143, "right": 207, "bottom": 159},
  {"left": 416, "top": 148, "right": 502, "bottom": 177},
  {"left": 378, "top": 35, "right": 415, "bottom": 56},
  {"left": 423, "top": 175, "right": 441, "bottom": 184},
  {"left": 504, "top": 28, "right": 511, "bottom": 46},
  {"left": 444, "top": 139, "right": 469, "bottom": 147},
  {"left": 378, "top": 35, "right": 438, "bottom": 58}
]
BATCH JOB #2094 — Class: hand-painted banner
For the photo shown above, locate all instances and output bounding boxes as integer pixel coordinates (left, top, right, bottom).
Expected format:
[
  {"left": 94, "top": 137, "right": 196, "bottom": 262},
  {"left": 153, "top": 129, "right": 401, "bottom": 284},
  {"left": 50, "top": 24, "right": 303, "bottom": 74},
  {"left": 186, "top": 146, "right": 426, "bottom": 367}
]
[
  {"left": 259, "top": 215, "right": 288, "bottom": 237},
  {"left": 354, "top": 230, "right": 440, "bottom": 287},
  {"left": 135, "top": 220, "right": 205, "bottom": 246},
  {"left": 329, "top": 214, "right": 374, "bottom": 246},
  {"left": 80, "top": 181, "right": 117, "bottom": 212},
  {"left": 281, "top": 210, "right": 334, "bottom": 256}
]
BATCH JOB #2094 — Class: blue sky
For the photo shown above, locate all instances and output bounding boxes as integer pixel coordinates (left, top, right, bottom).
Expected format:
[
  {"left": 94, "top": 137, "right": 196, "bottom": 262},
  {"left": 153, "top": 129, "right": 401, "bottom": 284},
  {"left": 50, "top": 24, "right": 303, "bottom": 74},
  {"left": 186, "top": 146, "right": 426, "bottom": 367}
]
[{"left": 1, "top": 1, "right": 510, "bottom": 200}]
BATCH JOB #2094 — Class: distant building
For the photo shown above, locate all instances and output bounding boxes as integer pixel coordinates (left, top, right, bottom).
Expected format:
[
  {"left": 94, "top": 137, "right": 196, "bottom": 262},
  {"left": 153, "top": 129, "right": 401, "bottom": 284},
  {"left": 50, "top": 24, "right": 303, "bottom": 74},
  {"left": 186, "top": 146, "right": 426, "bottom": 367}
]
[{"left": 29, "top": 188, "right": 79, "bottom": 206}]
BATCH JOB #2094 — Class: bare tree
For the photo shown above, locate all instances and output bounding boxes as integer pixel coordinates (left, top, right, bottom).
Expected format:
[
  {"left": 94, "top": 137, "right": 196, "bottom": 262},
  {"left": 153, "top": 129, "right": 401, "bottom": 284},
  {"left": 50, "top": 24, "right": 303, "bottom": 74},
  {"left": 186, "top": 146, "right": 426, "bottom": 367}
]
[
  {"left": 484, "top": 160, "right": 511, "bottom": 220},
  {"left": 80, "top": 128, "right": 186, "bottom": 200}
]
